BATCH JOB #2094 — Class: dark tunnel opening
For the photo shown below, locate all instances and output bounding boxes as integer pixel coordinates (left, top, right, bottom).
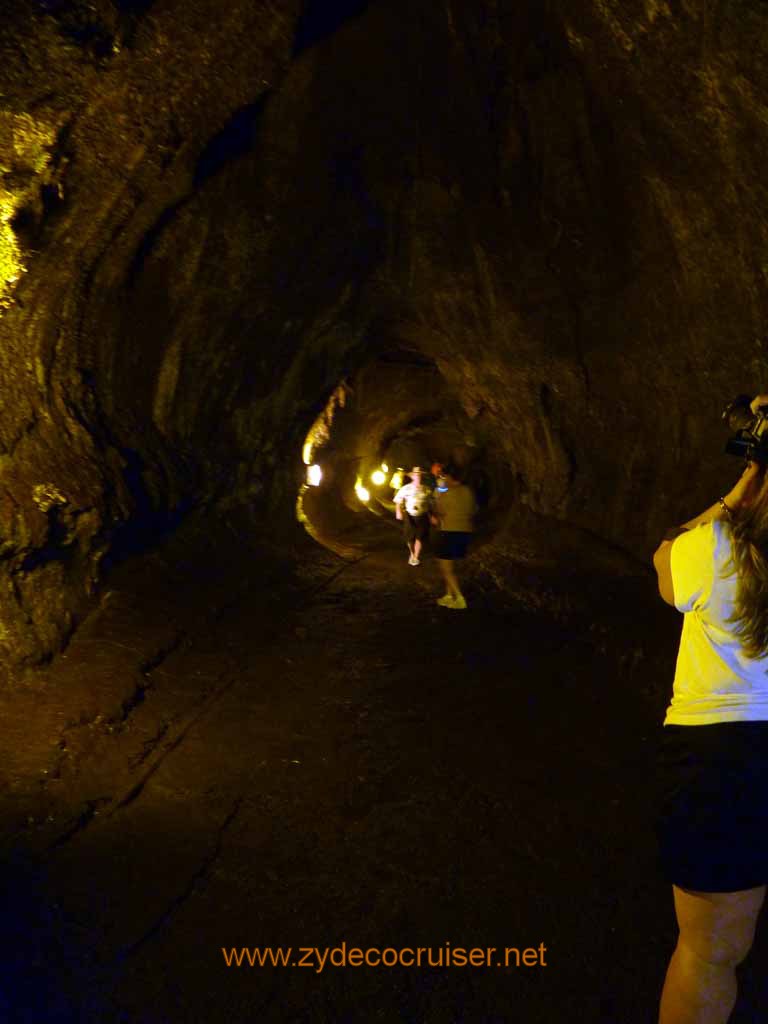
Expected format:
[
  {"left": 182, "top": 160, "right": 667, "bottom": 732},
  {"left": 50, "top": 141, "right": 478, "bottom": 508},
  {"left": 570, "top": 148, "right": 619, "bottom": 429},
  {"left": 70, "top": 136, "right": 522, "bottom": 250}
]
[
  {"left": 295, "top": 352, "right": 513, "bottom": 561},
  {"left": 0, "top": 0, "right": 664, "bottom": 662}
]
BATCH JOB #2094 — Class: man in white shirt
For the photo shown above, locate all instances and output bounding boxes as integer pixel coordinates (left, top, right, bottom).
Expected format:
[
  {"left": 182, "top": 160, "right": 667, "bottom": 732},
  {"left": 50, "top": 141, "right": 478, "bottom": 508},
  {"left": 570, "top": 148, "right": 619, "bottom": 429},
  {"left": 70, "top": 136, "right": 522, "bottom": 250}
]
[{"left": 393, "top": 466, "right": 433, "bottom": 566}]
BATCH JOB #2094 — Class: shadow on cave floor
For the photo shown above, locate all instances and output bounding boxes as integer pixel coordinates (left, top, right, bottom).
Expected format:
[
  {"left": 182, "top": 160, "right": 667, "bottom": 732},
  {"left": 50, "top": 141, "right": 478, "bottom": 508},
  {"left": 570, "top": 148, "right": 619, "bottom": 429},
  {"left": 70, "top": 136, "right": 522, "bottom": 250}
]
[{"left": 0, "top": 510, "right": 767, "bottom": 1024}]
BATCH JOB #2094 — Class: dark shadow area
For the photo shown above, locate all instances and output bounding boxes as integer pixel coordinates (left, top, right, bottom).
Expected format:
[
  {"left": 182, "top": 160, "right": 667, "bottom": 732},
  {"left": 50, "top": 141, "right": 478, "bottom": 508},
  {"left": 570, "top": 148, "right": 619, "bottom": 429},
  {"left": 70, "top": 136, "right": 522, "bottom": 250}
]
[
  {"left": 193, "top": 96, "right": 271, "bottom": 188},
  {"left": 19, "top": 506, "right": 76, "bottom": 572},
  {"left": 3, "top": 514, "right": 766, "bottom": 1022},
  {"left": 99, "top": 446, "right": 196, "bottom": 574},
  {"left": 113, "top": 0, "right": 155, "bottom": 11},
  {"left": 292, "top": 0, "right": 375, "bottom": 56},
  {"left": 50, "top": 7, "right": 117, "bottom": 58},
  {"left": 127, "top": 198, "right": 190, "bottom": 286},
  {"left": 0, "top": 852, "right": 106, "bottom": 1023}
]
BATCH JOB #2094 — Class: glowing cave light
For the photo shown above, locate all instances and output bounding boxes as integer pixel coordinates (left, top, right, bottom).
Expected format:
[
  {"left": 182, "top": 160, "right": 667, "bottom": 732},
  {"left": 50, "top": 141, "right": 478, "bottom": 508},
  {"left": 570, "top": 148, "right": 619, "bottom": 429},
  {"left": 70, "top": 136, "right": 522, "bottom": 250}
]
[
  {"left": 355, "top": 481, "right": 370, "bottom": 503},
  {"left": 370, "top": 469, "right": 386, "bottom": 486},
  {"left": 302, "top": 440, "right": 314, "bottom": 466},
  {"left": 307, "top": 464, "right": 322, "bottom": 486},
  {"left": 390, "top": 469, "right": 404, "bottom": 490}
]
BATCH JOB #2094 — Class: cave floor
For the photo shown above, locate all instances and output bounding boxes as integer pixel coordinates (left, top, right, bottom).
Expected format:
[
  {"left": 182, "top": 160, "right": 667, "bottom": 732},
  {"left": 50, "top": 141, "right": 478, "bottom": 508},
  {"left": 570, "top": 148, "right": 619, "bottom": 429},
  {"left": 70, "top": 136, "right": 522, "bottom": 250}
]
[{"left": 1, "top": 513, "right": 767, "bottom": 1023}]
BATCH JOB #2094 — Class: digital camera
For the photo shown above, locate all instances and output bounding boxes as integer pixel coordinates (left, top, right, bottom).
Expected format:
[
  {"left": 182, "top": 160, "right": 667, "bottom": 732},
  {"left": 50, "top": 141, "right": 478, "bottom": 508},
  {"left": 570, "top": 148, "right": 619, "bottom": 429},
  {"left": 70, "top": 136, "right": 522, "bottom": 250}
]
[{"left": 723, "top": 394, "right": 768, "bottom": 463}]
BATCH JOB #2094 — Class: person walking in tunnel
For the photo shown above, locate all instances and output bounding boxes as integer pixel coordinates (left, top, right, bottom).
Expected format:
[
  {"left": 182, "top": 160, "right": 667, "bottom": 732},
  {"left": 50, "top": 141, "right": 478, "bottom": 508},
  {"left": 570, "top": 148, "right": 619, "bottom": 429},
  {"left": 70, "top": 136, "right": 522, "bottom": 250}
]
[
  {"left": 431, "top": 464, "right": 476, "bottom": 610},
  {"left": 393, "top": 466, "right": 433, "bottom": 566},
  {"left": 652, "top": 405, "right": 768, "bottom": 1024}
]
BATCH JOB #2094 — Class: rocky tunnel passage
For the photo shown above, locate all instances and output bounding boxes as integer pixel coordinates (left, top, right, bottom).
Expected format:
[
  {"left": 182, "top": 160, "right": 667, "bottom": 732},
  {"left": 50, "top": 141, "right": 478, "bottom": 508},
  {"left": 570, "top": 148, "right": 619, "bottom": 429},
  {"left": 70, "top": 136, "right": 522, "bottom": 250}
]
[
  {"left": 296, "top": 351, "right": 507, "bottom": 556},
  {"left": 3, "top": 1, "right": 768, "bottom": 1019},
  {"left": 2, "top": 0, "right": 768, "bottom": 663}
]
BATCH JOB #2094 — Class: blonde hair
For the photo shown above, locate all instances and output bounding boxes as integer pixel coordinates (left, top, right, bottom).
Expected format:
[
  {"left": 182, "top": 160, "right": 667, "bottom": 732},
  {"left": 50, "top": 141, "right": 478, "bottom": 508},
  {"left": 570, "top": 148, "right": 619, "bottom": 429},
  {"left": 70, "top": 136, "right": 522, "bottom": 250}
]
[{"left": 727, "top": 470, "right": 768, "bottom": 658}]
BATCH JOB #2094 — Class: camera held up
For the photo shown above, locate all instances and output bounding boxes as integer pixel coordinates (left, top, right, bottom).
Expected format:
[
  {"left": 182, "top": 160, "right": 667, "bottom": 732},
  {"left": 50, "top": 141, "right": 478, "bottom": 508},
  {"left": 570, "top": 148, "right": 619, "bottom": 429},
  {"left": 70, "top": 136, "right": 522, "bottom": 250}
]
[{"left": 723, "top": 395, "right": 768, "bottom": 463}]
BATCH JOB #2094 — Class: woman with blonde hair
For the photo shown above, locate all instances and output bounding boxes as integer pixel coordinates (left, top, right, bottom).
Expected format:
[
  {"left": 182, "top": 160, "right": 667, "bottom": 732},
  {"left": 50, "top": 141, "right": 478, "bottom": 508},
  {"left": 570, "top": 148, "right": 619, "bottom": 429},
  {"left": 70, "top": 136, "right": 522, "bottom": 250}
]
[{"left": 652, "top": 393, "right": 768, "bottom": 1023}]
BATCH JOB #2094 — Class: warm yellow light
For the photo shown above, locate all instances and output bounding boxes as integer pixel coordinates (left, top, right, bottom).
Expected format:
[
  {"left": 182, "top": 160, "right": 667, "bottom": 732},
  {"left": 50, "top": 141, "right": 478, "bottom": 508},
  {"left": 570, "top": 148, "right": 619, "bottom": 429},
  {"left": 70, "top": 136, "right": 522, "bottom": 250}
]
[
  {"left": 307, "top": 464, "right": 322, "bottom": 486},
  {"left": 0, "top": 221, "right": 23, "bottom": 300},
  {"left": 355, "top": 482, "right": 370, "bottom": 503},
  {"left": 381, "top": 463, "right": 388, "bottom": 473},
  {"left": 0, "top": 113, "right": 57, "bottom": 312},
  {"left": 300, "top": 383, "right": 347, "bottom": 465},
  {"left": 390, "top": 470, "right": 403, "bottom": 490},
  {"left": 371, "top": 469, "right": 386, "bottom": 486}
]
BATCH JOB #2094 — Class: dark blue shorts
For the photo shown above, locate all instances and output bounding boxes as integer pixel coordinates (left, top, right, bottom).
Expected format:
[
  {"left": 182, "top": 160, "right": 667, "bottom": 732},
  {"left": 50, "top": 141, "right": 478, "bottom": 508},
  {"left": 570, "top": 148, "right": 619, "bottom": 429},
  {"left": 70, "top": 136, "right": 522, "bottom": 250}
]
[
  {"left": 655, "top": 722, "right": 768, "bottom": 891},
  {"left": 403, "top": 513, "right": 430, "bottom": 543},
  {"left": 435, "top": 531, "right": 471, "bottom": 560}
]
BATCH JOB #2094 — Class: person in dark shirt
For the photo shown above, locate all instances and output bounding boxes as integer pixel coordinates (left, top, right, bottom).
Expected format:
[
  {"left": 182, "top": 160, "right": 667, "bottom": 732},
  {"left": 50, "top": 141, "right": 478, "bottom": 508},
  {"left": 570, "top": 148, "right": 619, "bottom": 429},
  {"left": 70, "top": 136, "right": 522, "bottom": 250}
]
[{"left": 431, "top": 464, "right": 476, "bottom": 609}]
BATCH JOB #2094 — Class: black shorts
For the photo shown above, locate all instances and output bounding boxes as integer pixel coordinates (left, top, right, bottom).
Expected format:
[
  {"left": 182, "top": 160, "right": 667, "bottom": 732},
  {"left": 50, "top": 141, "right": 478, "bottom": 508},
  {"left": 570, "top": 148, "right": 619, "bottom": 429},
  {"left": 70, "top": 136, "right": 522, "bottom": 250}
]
[
  {"left": 655, "top": 722, "right": 768, "bottom": 892},
  {"left": 434, "top": 531, "right": 471, "bottom": 560},
  {"left": 403, "top": 513, "right": 430, "bottom": 543}
]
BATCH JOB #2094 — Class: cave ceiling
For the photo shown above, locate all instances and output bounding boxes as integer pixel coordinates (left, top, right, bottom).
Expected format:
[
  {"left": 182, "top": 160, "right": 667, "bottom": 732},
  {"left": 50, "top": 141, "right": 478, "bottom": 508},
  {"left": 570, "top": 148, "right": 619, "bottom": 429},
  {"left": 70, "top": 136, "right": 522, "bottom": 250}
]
[{"left": 1, "top": 0, "right": 768, "bottom": 663}]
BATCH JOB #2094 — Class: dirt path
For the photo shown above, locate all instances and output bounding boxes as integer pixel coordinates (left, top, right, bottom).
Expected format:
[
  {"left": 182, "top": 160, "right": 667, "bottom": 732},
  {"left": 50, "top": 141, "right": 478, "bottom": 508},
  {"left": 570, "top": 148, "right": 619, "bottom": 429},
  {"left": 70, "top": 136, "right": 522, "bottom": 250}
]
[{"left": 1, "top": 519, "right": 767, "bottom": 1022}]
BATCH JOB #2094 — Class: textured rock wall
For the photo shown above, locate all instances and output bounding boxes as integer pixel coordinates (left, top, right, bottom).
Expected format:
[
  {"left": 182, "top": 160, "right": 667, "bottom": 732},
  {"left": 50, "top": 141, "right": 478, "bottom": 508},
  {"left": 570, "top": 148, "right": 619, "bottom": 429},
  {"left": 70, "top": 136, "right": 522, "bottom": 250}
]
[
  {"left": 0, "top": 0, "right": 299, "bottom": 662},
  {"left": 1, "top": 0, "right": 768, "bottom": 665},
  {"left": 266, "top": 0, "right": 768, "bottom": 558}
]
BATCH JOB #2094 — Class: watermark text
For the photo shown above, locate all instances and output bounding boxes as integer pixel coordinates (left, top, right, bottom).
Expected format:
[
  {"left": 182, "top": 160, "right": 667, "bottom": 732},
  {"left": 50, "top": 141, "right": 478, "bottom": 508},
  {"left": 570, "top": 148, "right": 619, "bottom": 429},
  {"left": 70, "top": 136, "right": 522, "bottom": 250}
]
[{"left": 222, "top": 942, "right": 548, "bottom": 973}]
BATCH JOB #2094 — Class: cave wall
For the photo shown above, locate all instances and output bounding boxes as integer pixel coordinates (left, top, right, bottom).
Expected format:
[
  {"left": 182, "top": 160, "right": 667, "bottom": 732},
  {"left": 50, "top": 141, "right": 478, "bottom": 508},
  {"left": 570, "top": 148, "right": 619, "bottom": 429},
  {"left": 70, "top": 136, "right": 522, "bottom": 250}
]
[
  {"left": 1, "top": 0, "right": 768, "bottom": 665},
  {"left": 0, "top": 0, "right": 300, "bottom": 662}
]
